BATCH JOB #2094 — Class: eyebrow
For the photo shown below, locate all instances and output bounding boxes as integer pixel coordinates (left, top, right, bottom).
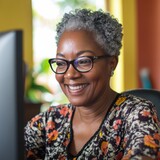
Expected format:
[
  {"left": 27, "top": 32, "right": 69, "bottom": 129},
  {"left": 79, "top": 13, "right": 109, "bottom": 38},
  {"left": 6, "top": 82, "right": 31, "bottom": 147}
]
[
  {"left": 56, "top": 50, "right": 96, "bottom": 57},
  {"left": 56, "top": 52, "right": 65, "bottom": 57}
]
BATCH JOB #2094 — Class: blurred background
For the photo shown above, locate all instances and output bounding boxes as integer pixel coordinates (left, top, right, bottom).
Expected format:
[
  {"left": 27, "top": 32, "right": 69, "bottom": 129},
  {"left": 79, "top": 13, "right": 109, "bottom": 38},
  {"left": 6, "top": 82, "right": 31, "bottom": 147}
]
[{"left": 0, "top": 0, "right": 160, "bottom": 120}]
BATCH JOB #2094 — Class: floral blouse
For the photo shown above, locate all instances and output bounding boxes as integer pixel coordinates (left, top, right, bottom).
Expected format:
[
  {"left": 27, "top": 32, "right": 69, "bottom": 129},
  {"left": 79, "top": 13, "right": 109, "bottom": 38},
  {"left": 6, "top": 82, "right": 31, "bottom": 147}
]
[{"left": 24, "top": 94, "right": 160, "bottom": 160}]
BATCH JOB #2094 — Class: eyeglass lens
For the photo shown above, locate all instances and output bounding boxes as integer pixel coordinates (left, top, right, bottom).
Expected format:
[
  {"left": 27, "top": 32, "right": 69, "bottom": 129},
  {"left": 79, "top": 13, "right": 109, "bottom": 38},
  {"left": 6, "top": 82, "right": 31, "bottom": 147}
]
[
  {"left": 75, "top": 57, "right": 92, "bottom": 71},
  {"left": 50, "top": 57, "right": 93, "bottom": 73}
]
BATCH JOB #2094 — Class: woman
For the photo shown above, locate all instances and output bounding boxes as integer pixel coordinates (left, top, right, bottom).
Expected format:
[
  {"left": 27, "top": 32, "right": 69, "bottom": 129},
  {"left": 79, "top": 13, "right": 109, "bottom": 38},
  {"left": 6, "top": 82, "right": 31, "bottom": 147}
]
[{"left": 25, "top": 9, "right": 160, "bottom": 159}]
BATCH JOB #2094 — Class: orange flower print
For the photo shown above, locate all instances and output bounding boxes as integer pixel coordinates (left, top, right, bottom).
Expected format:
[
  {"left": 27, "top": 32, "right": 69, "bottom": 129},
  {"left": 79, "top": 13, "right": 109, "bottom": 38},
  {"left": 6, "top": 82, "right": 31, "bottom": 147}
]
[
  {"left": 58, "top": 155, "right": 66, "bottom": 160},
  {"left": 153, "top": 133, "right": 160, "bottom": 141},
  {"left": 113, "top": 119, "right": 122, "bottom": 130},
  {"left": 140, "top": 110, "right": 151, "bottom": 117},
  {"left": 121, "top": 150, "right": 132, "bottom": 160},
  {"left": 48, "top": 130, "right": 59, "bottom": 142},
  {"left": 60, "top": 107, "right": 69, "bottom": 116},
  {"left": 101, "top": 141, "right": 108, "bottom": 155},
  {"left": 46, "top": 121, "right": 55, "bottom": 130},
  {"left": 153, "top": 114, "right": 159, "bottom": 123},
  {"left": 115, "top": 136, "right": 121, "bottom": 145},
  {"left": 116, "top": 97, "right": 126, "bottom": 106},
  {"left": 30, "top": 115, "right": 41, "bottom": 127},
  {"left": 144, "top": 135, "right": 159, "bottom": 148}
]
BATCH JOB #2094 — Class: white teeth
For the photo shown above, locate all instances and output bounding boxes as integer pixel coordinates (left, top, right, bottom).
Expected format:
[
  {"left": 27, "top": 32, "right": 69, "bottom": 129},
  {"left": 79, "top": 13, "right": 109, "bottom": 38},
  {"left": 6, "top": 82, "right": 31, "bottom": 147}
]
[{"left": 68, "top": 84, "right": 86, "bottom": 91}]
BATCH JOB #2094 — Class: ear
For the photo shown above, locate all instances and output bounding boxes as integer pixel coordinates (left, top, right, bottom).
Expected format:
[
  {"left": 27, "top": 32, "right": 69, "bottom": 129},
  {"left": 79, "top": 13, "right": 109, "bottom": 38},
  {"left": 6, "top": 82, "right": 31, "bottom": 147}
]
[{"left": 109, "top": 56, "right": 118, "bottom": 71}]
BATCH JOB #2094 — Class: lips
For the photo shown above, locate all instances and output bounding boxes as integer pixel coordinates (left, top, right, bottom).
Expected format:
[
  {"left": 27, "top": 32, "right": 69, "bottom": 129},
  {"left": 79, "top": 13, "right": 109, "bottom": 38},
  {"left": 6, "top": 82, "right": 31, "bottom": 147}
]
[{"left": 66, "top": 84, "right": 88, "bottom": 93}]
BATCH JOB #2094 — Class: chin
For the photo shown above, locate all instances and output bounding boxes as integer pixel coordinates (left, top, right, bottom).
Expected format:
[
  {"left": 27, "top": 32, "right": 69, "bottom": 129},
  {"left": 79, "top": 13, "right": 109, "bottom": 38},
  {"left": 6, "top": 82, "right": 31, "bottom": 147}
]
[{"left": 66, "top": 96, "right": 87, "bottom": 107}]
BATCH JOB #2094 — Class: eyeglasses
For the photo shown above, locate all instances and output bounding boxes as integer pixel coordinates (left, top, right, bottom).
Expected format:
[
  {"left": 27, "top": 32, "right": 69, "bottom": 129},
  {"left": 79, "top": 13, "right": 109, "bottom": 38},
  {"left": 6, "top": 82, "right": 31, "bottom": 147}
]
[{"left": 48, "top": 55, "right": 111, "bottom": 74}]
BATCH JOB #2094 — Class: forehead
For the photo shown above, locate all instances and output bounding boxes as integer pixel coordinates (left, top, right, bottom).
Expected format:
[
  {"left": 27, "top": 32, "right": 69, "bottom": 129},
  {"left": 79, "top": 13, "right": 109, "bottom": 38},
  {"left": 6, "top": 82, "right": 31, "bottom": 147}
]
[{"left": 57, "top": 30, "right": 103, "bottom": 54}]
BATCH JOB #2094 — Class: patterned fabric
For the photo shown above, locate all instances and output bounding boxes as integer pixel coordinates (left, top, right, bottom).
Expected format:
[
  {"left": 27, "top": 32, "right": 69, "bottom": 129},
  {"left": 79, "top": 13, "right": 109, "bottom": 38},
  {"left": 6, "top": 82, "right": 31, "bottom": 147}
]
[{"left": 24, "top": 94, "right": 160, "bottom": 160}]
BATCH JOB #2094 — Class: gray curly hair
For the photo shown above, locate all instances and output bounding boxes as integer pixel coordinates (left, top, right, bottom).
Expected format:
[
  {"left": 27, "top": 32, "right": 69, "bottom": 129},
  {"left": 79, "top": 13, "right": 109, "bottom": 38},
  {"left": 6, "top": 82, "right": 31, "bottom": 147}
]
[{"left": 56, "top": 9, "right": 123, "bottom": 56}]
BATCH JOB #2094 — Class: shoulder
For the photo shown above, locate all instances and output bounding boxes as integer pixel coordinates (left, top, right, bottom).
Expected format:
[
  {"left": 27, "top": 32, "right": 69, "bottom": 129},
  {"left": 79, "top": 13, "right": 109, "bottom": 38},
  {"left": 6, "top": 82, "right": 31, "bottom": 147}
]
[
  {"left": 114, "top": 94, "right": 160, "bottom": 159},
  {"left": 116, "top": 93, "right": 154, "bottom": 107},
  {"left": 116, "top": 93, "right": 157, "bottom": 114},
  {"left": 25, "top": 104, "right": 74, "bottom": 129},
  {"left": 113, "top": 93, "right": 159, "bottom": 125}
]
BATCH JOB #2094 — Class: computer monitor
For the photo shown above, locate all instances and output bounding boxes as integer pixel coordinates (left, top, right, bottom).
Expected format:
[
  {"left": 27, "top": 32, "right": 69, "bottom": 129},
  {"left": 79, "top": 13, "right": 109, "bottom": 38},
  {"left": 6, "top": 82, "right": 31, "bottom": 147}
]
[{"left": 0, "top": 30, "right": 24, "bottom": 160}]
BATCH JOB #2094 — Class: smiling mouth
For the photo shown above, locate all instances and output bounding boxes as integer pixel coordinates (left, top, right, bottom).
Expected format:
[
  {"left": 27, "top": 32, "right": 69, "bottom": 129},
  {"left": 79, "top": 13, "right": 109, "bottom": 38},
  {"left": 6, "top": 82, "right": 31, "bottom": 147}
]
[{"left": 66, "top": 84, "right": 88, "bottom": 93}]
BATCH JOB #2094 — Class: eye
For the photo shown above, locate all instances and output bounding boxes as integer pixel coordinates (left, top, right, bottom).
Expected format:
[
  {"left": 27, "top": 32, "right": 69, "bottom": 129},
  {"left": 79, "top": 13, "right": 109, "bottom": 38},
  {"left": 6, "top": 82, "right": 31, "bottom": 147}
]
[
  {"left": 57, "top": 61, "right": 65, "bottom": 66},
  {"left": 77, "top": 57, "right": 92, "bottom": 66},
  {"left": 56, "top": 60, "right": 67, "bottom": 68}
]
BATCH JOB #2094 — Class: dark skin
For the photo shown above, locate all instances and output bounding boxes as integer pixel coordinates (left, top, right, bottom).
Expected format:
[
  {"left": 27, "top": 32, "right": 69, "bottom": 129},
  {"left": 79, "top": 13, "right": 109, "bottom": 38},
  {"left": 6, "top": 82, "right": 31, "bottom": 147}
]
[
  {"left": 56, "top": 30, "right": 118, "bottom": 155},
  {"left": 56, "top": 30, "right": 154, "bottom": 159},
  {"left": 70, "top": 91, "right": 117, "bottom": 155}
]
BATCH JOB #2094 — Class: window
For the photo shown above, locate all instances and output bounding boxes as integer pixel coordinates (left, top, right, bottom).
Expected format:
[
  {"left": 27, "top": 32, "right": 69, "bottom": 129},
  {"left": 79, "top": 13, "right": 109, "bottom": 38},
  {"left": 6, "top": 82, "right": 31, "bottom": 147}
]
[{"left": 31, "top": 0, "right": 106, "bottom": 108}]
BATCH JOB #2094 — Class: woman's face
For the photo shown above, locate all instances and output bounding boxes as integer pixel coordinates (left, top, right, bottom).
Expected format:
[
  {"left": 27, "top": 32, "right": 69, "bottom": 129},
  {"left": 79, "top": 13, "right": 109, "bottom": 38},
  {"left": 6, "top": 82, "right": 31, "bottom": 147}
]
[{"left": 56, "top": 30, "right": 117, "bottom": 106}]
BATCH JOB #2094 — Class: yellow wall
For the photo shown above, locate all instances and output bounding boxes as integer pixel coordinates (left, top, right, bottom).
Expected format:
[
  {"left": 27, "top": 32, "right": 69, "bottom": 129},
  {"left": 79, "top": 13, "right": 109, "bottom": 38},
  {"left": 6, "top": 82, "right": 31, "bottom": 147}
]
[
  {"left": 0, "top": 0, "right": 138, "bottom": 92},
  {"left": 106, "top": 0, "right": 138, "bottom": 92},
  {"left": 106, "top": 0, "right": 124, "bottom": 92},
  {"left": 0, "top": 0, "right": 33, "bottom": 68},
  {"left": 122, "top": 0, "right": 137, "bottom": 90}
]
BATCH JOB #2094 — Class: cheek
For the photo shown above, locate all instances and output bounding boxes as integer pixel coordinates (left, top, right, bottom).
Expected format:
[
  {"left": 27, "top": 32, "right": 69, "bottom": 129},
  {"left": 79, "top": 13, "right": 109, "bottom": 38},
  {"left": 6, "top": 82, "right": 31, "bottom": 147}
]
[
  {"left": 86, "top": 70, "right": 109, "bottom": 88},
  {"left": 90, "top": 63, "right": 110, "bottom": 79},
  {"left": 55, "top": 74, "right": 64, "bottom": 84},
  {"left": 87, "top": 65, "right": 111, "bottom": 89}
]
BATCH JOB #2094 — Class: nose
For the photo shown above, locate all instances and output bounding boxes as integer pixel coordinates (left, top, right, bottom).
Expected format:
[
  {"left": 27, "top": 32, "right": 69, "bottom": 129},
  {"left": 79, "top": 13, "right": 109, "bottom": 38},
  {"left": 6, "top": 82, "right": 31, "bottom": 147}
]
[{"left": 64, "top": 64, "right": 81, "bottom": 79}]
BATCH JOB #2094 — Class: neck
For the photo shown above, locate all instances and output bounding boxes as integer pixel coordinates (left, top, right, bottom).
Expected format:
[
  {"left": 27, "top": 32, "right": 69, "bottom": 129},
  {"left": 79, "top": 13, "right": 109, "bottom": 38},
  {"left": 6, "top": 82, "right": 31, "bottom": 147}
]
[{"left": 74, "top": 90, "right": 117, "bottom": 124}]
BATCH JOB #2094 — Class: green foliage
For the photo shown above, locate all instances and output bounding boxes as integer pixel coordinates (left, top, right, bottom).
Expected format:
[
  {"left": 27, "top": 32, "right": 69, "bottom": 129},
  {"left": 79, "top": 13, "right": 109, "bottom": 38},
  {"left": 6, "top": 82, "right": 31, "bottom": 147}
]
[
  {"left": 56, "top": 0, "right": 96, "bottom": 11},
  {"left": 25, "top": 59, "right": 52, "bottom": 103},
  {"left": 29, "top": 0, "right": 97, "bottom": 104}
]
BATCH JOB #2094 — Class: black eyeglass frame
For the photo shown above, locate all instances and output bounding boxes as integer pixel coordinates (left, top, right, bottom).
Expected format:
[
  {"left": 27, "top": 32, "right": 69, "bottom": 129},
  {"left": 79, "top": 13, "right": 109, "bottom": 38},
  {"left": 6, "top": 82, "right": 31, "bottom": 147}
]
[{"left": 48, "top": 55, "right": 111, "bottom": 74}]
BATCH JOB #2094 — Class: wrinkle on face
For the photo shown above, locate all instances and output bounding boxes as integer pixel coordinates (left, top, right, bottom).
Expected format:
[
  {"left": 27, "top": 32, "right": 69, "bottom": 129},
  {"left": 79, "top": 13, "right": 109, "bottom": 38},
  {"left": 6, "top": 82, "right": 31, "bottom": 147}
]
[
  {"left": 56, "top": 30, "right": 104, "bottom": 60},
  {"left": 55, "top": 30, "right": 116, "bottom": 107}
]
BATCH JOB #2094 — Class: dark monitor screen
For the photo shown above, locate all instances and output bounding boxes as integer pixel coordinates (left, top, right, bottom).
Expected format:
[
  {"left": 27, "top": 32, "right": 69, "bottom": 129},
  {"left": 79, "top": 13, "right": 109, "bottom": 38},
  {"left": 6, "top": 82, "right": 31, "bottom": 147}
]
[{"left": 0, "top": 30, "right": 24, "bottom": 160}]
